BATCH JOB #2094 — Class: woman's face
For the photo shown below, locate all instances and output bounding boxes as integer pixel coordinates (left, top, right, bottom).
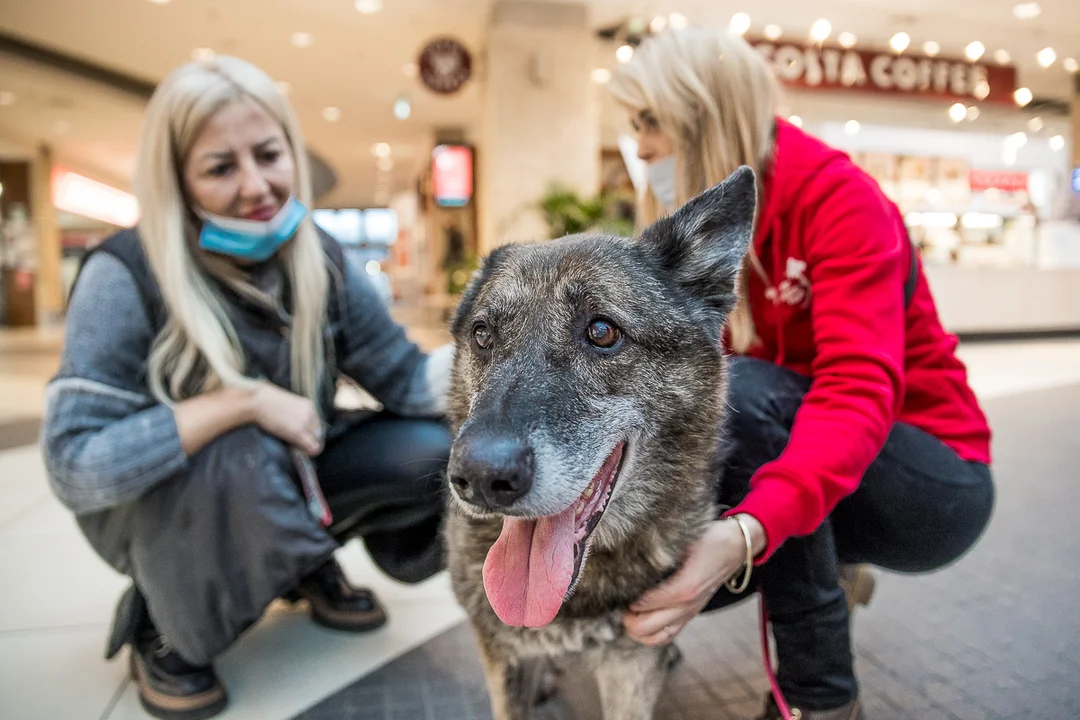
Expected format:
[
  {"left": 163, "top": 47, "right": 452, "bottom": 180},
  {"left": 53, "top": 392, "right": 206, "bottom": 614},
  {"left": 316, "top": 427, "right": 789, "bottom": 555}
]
[
  {"left": 630, "top": 109, "right": 674, "bottom": 163},
  {"left": 183, "top": 98, "right": 295, "bottom": 221}
]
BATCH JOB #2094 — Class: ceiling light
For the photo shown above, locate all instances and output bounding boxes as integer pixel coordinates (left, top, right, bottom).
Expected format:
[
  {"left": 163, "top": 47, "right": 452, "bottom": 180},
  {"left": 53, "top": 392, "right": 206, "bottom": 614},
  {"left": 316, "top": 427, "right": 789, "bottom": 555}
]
[
  {"left": 1064, "top": 57, "right": 1079, "bottom": 73},
  {"left": 147, "top": 0, "right": 172, "bottom": 4},
  {"left": 191, "top": 47, "right": 215, "bottom": 63},
  {"left": 290, "top": 32, "right": 313, "bottom": 48},
  {"left": 844, "top": 120, "right": 860, "bottom": 136},
  {"left": 402, "top": 62, "right": 419, "bottom": 78},
  {"left": 966, "top": 106, "right": 980, "bottom": 121},
  {"left": 729, "top": 13, "right": 751, "bottom": 36},
  {"left": 890, "top": 33, "right": 911, "bottom": 53},
  {"left": 1013, "top": 2, "right": 1041, "bottom": 19},
  {"left": 965, "top": 41, "right": 985, "bottom": 62},
  {"left": 789, "top": 115, "right": 803, "bottom": 128},
  {"left": 949, "top": 103, "right": 967, "bottom": 123},
  {"left": 837, "top": 32, "right": 857, "bottom": 49},
  {"left": 668, "top": 13, "right": 688, "bottom": 29},
  {"left": 591, "top": 68, "right": 612, "bottom": 84},
  {"left": 650, "top": 16, "right": 667, "bottom": 33},
  {"left": 321, "top": 106, "right": 341, "bottom": 122},
  {"left": 0, "top": 91, "right": 15, "bottom": 106},
  {"left": 377, "top": 157, "right": 394, "bottom": 172},
  {"left": 810, "top": 19, "right": 832, "bottom": 43},
  {"left": 275, "top": 81, "right": 292, "bottom": 96},
  {"left": 372, "top": 142, "right": 392, "bottom": 158},
  {"left": 1036, "top": 47, "right": 1056, "bottom": 68},
  {"left": 393, "top": 96, "right": 411, "bottom": 120},
  {"left": 354, "top": 0, "right": 382, "bottom": 13},
  {"left": 1013, "top": 87, "right": 1033, "bottom": 106},
  {"left": 994, "top": 49, "right": 1012, "bottom": 65},
  {"left": 974, "top": 81, "right": 990, "bottom": 100},
  {"left": 764, "top": 25, "right": 783, "bottom": 41},
  {"left": 616, "top": 44, "right": 634, "bottom": 63},
  {"left": 923, "top": 41, "right": 940, "bottom": 57},
  {"left": 1028, "top": 117, "right": 1044, "bottom": 132},
  {"left": 1049, "top": 135, "right": 1065, "bottom": 152},
  {"left": 1009, "top": 131, "right": 1028, "bottom": 148}
]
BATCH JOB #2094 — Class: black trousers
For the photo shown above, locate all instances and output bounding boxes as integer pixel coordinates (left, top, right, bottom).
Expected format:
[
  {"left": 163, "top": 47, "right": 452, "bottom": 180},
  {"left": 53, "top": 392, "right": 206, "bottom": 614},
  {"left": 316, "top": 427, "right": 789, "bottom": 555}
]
[
  {"left": 316, "top": 411, "right": 452, "bottom": 584},
  {"left": 704, "top": 357, "right": 994, "bottom": 710}
]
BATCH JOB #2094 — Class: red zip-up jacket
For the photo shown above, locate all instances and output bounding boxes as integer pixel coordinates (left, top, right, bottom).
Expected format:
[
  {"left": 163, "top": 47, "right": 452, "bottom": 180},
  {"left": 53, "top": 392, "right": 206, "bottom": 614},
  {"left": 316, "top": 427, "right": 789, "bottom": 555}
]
[{"left": 730, "top": 119, "right": 992, "bottom": 560}]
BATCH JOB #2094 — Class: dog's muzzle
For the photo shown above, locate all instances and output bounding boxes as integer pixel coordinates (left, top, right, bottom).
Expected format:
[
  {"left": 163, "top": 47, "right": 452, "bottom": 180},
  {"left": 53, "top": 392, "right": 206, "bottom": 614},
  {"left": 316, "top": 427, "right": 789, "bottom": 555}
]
[{"left": 448, "top": 429, "right": 534, "bottom": 511}]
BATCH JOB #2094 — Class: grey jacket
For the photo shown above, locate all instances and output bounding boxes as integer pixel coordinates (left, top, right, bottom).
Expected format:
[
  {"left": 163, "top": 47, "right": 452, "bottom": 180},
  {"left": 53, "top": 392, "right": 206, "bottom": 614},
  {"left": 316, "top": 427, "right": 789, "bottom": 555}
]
[{"left": 40, "top": 230, "right": 452, "bottom": 664}]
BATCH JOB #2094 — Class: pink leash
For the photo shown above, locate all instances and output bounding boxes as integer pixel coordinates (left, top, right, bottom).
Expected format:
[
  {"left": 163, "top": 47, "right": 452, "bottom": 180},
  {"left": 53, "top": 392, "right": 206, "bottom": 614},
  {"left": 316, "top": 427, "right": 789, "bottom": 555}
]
[{"left": 759, "top": 593, "right": 798, "bottom": 720}]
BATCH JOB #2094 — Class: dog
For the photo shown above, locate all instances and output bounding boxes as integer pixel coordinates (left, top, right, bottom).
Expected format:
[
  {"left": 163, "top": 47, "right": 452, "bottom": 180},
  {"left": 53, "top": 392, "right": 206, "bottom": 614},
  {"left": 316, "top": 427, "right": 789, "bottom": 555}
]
[{"left": 443, "top": 167, "right": 756, "bottom": 720}]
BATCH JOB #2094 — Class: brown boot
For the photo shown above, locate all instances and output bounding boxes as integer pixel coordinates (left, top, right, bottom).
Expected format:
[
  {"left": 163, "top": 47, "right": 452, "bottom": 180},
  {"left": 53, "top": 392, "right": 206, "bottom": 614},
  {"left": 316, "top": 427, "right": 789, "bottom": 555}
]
[
  {"left": 759, "top": 694, "right": 866, "bottom": 720},
  {"left": 838, "top": 564, "right": 876, "bottom": 613},
  {"left": 298, "top": 558, "right": 387, "bottom": 632}
]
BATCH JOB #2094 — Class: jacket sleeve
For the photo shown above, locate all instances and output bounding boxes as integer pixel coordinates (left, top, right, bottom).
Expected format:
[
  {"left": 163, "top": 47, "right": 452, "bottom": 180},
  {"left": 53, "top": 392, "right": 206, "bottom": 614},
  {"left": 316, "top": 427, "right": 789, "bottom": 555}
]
[
  {"left": 338, "top": 253, "right": 453, "bottom": 417},
  {"left": 42, "top": 253, "right": 189, "bottom": 514},
  {"left": 731, "top": 174, "right": 906, "bottom": 560}
]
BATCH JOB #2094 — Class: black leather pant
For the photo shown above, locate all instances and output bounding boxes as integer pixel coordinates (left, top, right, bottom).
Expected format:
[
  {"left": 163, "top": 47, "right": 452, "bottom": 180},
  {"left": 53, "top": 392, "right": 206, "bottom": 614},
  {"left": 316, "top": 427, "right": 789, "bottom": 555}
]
[
  {"left": 317, "top": 411, "right": 452, "bottom": 584},
  {"left": 704, "top": 357, "right": 994, "bottom": 710}
]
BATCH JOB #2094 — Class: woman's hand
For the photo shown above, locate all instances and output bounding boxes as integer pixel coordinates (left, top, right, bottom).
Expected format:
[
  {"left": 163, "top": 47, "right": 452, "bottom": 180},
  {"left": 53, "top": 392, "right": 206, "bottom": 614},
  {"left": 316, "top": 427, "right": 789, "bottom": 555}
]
[
  {"left": 623, "top": 514, "right": 766, "bottom": 645},
  {"left": 250, "top": 381, "right": 325, "bottom": 456}
]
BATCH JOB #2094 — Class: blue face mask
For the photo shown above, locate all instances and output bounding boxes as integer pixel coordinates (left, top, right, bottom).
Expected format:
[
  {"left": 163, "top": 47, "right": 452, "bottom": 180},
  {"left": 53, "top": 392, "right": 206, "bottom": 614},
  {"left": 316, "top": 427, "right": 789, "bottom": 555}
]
[{"left": 197, "top": 196, "right": 309, "bottom": 262}]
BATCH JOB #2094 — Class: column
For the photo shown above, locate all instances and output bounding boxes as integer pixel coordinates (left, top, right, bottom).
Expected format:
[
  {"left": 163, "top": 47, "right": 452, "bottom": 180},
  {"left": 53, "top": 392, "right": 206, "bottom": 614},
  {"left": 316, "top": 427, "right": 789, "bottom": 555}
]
[
  {"left": 478, "top": 0, "right": 600, "bottom": 254},
  {"left": 31, "top": 145, "right": 63, "bottom": 324}
]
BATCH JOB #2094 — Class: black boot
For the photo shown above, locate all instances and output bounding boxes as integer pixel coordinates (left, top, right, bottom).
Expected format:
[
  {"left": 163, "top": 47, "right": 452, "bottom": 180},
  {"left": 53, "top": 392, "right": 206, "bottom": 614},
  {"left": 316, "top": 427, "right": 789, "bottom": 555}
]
[
  {"left": 129, "top": 617, "right": 227, "bottom": 720},
  {"left": 298, "top": 558, "right": 387, "bottom": 632}
]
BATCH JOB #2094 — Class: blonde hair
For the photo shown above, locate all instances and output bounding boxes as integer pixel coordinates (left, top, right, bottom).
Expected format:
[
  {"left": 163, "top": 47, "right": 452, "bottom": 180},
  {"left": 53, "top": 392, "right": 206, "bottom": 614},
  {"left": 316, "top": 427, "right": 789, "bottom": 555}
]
[
  {"left": 133, "top": 56, "right": 329, "bottom": 408},
  {"left": 608, "top": 28, "right": 781, "bottom": 351}
]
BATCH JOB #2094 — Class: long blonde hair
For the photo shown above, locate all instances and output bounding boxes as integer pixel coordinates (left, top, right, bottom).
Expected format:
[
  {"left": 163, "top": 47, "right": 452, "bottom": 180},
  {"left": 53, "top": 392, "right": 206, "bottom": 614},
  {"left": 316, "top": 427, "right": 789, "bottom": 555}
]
[
  {"left": 608, "top": 28, "right": 780, "bottom": 351},
  {"left": 133, "top": 56, "right": 329, "bottom": 407}
]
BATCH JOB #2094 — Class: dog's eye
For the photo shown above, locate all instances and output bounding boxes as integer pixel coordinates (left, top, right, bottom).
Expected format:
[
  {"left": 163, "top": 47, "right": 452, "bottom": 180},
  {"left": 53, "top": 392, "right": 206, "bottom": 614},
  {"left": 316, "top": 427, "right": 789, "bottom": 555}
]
[
  {"left": 473, "top": 323, "right": 493, "bottom": 350},
  {"left": 587, "top": 319, "right": 622, "bottom": 349}
]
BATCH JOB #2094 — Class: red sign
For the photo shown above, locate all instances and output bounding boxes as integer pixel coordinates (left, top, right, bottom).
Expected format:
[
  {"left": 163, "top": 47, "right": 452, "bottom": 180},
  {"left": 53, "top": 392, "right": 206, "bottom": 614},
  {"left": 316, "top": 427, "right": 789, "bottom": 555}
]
[
  {"left": 419, "top": 38, "right": 472, "bottom": 95},
  {"left": 432, "top": 145, "right": 473, "bottom": 207},
  {"left": 752, "top": 41, "right": 1017, "bottom": 105},
  {"left": 968, "top": 169, "right": 1028, "bottom": 193}
]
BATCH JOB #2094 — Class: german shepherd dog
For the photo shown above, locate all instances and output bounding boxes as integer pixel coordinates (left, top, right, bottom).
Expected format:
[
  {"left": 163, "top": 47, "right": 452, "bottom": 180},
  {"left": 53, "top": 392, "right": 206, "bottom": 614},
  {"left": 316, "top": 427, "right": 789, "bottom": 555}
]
[{"left": 444, "top": 167, "right": 756, "bottom": 719}]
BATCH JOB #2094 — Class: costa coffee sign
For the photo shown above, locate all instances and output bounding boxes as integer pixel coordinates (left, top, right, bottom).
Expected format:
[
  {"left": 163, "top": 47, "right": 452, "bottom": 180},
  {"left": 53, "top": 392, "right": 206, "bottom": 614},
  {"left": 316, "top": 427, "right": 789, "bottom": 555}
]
[{"left": 753, "top": 41, "right": 1017, "bottom": 104}]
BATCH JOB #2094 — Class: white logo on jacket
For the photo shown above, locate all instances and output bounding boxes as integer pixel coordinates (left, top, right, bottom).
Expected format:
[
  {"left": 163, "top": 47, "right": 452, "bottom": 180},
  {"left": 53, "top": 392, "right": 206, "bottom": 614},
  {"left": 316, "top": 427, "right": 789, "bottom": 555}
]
[{"left": 764, "top": 257, "right": 811, "bottom": 308}]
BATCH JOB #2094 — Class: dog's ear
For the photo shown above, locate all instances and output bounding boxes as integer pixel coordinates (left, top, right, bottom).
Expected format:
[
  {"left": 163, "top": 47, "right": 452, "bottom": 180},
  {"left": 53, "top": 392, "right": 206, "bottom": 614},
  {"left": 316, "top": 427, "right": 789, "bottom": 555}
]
[{"left": 638, "top": 165, "right": 756, "bottom": 319}]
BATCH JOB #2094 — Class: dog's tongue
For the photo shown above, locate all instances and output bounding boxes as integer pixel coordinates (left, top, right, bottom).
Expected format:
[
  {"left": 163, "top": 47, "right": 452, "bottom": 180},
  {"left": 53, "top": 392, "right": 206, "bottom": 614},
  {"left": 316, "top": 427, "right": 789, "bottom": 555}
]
[{"left": 483, "top": 503, "right": 576, "bottom": 628}]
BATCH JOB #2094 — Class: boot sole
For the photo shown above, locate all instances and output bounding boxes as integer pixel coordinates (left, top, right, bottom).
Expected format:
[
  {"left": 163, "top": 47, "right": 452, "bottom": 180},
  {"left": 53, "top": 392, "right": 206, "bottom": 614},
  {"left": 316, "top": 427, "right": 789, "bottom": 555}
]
[
  {"left": 309, "top": 605, "right": 388, "bottom": 633},
  {"left": 129, "top": 653, "right": 228, "bottom": 720}
]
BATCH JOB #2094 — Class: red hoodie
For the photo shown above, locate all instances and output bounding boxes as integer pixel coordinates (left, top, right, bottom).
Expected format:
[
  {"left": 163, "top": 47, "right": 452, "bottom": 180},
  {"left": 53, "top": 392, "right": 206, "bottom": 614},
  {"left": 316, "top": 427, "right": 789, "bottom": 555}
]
[{"left": 729, "top": 119, "right": 992, "bottom": 560}]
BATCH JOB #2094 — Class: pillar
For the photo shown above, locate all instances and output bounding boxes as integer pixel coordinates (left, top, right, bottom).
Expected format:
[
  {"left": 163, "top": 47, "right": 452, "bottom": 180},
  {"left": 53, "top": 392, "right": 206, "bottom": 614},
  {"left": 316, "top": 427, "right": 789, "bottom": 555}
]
[
  {"left": 478, "top": 0, "right": 600, "bottom": 254},
  {"left": 31, "top": 145, "right": 63, "bottom": 324}
]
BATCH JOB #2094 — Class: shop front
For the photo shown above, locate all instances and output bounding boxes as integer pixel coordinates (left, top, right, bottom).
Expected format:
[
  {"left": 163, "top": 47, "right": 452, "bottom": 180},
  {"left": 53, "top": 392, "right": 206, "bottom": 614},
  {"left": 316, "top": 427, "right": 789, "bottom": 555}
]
[{"left": 759, "top": 38, "right": 1080, "bottom": 335}]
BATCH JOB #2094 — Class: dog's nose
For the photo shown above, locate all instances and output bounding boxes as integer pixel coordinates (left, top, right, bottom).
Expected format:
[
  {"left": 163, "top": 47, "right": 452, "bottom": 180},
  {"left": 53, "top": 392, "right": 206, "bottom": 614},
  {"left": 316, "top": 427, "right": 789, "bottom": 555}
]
[{"left": 448, "top": 432, "right": 534, "bottom": 509}]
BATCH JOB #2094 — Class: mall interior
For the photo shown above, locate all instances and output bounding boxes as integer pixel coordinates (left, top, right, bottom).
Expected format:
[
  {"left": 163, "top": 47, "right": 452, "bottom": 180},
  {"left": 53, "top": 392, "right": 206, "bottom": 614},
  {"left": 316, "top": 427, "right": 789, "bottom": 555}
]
[{"left": 1, "top": 0, "right": 1080, "bottom": 718}]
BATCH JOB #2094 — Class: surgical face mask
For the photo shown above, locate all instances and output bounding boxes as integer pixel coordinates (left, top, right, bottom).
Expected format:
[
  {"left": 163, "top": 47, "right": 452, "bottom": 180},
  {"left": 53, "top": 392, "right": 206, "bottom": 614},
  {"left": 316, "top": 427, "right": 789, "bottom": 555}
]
[
  {"left": 647, "top": 155, "right": 677, "bottom": 212},
  {"left": 196, "top": 196, "right": 308, "bottom": 262}
]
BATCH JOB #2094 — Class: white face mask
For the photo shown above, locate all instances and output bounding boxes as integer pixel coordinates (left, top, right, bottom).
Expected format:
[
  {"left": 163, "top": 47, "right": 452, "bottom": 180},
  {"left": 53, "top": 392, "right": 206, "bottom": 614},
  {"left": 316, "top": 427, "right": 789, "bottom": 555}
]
[{"left": 647, "top": 155, "right": 677, "bottom": 211}]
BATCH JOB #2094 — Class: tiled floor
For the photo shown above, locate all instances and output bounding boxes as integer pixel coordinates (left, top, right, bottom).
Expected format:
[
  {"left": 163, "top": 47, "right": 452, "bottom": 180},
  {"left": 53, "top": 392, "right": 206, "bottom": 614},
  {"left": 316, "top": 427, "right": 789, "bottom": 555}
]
[{"left": 2, "top": 320, "right": 1080, "bottom": 720}]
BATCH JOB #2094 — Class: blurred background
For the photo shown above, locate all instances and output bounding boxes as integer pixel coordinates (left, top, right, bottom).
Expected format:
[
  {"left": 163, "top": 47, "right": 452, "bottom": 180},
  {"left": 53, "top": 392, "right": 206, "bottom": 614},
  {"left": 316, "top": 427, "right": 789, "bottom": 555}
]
[
  {"left": 1, "top": 2, "right": 1080, "bottom": 719},
  {"left": 0, "top": 0, "right": 1078, "bottom": 333}
]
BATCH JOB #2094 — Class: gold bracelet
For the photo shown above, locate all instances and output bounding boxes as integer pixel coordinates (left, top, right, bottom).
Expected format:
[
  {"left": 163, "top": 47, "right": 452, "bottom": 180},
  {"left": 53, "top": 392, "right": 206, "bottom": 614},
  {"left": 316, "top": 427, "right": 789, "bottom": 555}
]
[{"left": 725, "top": 515, "right": 754, "bottom": 594}]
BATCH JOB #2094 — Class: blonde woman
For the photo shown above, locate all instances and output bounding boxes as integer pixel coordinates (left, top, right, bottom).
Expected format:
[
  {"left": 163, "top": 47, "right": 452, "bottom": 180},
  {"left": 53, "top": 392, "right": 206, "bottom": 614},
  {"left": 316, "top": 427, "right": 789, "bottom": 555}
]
[
  {"left": 42, "top": 56, "right": 453, "bottom": 720},
  {"left": 610, "top": 29, "right": 994, "bottom": 720}
]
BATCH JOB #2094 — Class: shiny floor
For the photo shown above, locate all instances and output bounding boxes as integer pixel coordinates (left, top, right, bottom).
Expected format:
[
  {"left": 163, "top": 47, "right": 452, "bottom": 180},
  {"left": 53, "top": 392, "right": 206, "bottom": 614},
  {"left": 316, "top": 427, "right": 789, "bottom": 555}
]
[{"left": 2, "top": 318, "right": 1079, "bottom": 720}]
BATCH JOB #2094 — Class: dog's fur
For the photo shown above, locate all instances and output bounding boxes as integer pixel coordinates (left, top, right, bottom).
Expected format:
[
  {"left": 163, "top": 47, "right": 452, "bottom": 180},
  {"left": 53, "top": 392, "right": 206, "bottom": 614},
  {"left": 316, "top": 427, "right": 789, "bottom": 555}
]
[{"left": 444, "top": 167, "right": 756, "bottom": 720}]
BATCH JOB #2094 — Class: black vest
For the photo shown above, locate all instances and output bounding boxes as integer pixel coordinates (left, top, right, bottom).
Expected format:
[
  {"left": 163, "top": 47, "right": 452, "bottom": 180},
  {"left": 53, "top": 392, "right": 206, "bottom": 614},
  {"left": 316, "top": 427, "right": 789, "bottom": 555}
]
[{"left": 75, "top": 228, "right": 349, "bottom": 413}]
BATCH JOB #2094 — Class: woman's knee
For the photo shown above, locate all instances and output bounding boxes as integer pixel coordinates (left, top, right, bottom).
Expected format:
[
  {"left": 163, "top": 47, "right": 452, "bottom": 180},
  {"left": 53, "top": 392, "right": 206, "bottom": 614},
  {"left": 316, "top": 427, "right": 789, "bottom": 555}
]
[{"left": 726, "top": 356, "right": 809, "bottom": 429}]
